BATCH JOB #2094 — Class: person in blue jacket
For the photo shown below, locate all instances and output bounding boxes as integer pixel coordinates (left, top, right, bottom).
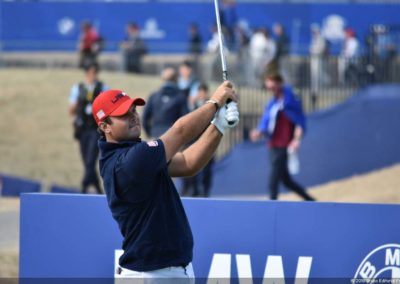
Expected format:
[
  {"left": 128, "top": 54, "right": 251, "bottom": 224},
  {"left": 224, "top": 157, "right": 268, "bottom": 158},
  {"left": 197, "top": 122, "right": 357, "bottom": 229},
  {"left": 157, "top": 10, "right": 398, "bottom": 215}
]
[{"left": 251, "top": 73, "right": 315, "bottom": 201}]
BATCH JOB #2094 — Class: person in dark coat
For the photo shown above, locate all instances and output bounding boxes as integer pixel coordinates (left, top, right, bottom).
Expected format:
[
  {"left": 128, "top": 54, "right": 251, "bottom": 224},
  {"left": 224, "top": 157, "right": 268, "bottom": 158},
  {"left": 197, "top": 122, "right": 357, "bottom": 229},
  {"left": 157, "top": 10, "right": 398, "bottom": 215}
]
[
  {"left": 142, "top": 67, "right": 189, "bottom": 139},
  {"left": 120, "top": 22, "right": 147, "bottom": 73}
]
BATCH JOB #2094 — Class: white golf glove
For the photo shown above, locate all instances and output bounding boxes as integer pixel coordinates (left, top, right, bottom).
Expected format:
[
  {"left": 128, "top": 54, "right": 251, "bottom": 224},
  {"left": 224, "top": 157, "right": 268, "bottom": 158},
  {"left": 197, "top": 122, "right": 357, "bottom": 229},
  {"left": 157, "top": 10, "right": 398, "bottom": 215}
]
[{"left": 211, "top": 101, "right": 240, "bottom": 135}]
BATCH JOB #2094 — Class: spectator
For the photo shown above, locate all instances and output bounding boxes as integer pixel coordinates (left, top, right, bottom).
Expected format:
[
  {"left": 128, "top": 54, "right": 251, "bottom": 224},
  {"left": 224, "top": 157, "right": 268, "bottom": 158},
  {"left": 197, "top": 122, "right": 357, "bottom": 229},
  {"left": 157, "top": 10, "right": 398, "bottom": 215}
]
[
  {"left": 207, "top": 24, "right": 221, "bottom": 54},
  {"left": 374, "top": 25, "right": 396, "bottom": 60},
  {"left": 205, "top": 24, "right": 226, "bottom": 82},
  {"left": 178, "top": 60, "right": 200, "bottom": 110},
  {"left": 249, "top": 28, "right": 276, "bottom": 87},
  {"left": 220, "top": 0, "right": 238, "bottom": 49},
  {"left": 338, "top": 28, "right": 360, "bottom": 84},
  {"left": 236, "top": 22, "right": 251, "bottom": 86},
  {"left": 188, "top": 23, "right": 202, "bottom": 68},
  {"left": 250, "top": 73, "right": 315, "bottom": 201},
  {"left": 309, "top": 25, "right": 329, "bottom": 101},
  {"left": 373, "top": 25, "right": 397, "bottom": 81},
  {"left": 142, "top": 67, "right": 188, "bottom": 138},
  {"left": 272, "top": 23, "right": 290, "bottom": 74},
  {"left": 69, "top": 62, "right": 108, "bottom": 194},
  {"left": 181, "top": 83, "right": 215, "bottom": 197},
  {"left": 78, "top": 21, "right": 103, "bottom": 69},
  {"left": 120, "top": 22, "right": 147, "bottom": 73}
]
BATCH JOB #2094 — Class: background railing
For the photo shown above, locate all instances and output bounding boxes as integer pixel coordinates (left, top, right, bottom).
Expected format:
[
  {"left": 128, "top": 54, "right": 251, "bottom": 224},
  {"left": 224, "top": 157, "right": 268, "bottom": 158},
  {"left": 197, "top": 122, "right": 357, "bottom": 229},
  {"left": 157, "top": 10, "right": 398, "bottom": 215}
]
[{"left": 213, "top": 54, "right": 400, "bottom": 157}]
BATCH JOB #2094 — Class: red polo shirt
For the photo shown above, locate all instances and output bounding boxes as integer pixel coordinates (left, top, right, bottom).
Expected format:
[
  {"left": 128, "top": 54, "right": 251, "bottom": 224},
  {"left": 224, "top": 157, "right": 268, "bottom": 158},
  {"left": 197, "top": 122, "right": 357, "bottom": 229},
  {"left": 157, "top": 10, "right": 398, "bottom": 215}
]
[{"left": 269, "top": 111, "right": 294, "bottom": 148}]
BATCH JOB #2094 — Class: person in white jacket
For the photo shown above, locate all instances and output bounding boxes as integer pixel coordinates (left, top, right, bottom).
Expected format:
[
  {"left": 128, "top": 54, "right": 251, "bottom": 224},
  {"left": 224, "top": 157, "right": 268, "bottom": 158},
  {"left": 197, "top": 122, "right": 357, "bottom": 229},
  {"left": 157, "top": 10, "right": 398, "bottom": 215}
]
[
  {"left": 338, "top": 28, "right": 360, "bottom": 84},
  {"left": 205, "top": 24, "right": 230, "bottom": 82},
  {"left": 309, "top": 25, "right": 329, "bottom": 97},
  {"left": 249, "top": 28, "right": 276, "bottom": 87}
]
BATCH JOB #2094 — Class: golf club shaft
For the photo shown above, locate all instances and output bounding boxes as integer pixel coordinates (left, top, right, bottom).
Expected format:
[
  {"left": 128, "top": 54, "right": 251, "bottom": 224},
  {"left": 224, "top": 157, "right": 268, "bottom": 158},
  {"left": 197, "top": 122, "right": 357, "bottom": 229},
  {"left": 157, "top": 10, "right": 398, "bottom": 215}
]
[
  {"left": 213, "top": 0, "right": 237, "bottom": 126},
  {"left": 213, "top": 0, "right": 228, "bottom": 82}
]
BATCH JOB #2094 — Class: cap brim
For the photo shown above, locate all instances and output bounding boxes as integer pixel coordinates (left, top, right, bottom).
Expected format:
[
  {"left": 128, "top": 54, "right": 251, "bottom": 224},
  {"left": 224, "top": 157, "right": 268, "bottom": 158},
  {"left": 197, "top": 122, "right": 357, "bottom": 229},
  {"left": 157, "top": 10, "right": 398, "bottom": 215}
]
[{"left": 109, "top": 98, "right": 146, "bottom": 117}]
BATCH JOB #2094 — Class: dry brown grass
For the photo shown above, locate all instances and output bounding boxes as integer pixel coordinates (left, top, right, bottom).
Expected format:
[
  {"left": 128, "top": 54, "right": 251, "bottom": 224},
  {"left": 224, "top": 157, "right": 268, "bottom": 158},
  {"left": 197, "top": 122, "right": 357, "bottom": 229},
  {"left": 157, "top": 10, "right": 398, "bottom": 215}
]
[
  {"left": 0, "top": 198, "right": 19, "bottom": 278},
  {"left": 0, "top": 248, "right": 18, "bottom": 277},
  {"left": 280, "top": 164, "right": 400, "bottom": 204},
  {"left": 0, "top": 68, "right": 161, "bottom": 190}
]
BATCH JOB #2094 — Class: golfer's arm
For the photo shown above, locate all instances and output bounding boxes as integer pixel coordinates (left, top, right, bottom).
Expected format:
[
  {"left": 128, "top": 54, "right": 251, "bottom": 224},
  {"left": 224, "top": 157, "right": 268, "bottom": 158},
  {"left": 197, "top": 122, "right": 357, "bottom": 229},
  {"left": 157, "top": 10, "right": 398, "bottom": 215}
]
[
  {"left": 168, "top": 124, "right": 222, "bottom": 177},
  {"left": 160, "top": 103, "right": 217, "bottom": 161}
]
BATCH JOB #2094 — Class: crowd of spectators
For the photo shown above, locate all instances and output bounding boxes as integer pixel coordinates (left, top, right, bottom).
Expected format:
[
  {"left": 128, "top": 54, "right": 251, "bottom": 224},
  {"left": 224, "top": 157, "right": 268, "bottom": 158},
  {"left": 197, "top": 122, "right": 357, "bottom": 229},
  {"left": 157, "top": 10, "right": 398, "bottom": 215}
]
[{"left": 77, "top": 13, "right": 398, "bottom": 89}]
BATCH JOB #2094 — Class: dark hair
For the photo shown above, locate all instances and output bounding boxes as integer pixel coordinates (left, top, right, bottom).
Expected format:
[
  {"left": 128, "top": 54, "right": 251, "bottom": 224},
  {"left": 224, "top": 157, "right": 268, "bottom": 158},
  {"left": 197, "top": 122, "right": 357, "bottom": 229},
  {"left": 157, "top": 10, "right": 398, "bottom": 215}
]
[
  {"left": 180, "top": 60, "right": 193, "bottom": 69},
  {"left": 128, "top": 22, "right": 139, "bottom": 29},
  {"left": 198, "top": 83, "right": 209, "bottom": 92},
  {"left": 265, "top": 72, "right": 284, "bottom": 83},
  {"left": 189, "top": 23, "right": 199, "bottom": 30},
  {"left": 81, "top": 21, "right": 92, "bottom": 29},
  {"left": 84, "top": 62, "right": 100, "bottom": 73},
  {"left": 260, "top": 28, "right": 270, "bottom": 38},
  {"left": 97, "top": 117, "right": 112, "bottom": 138}
]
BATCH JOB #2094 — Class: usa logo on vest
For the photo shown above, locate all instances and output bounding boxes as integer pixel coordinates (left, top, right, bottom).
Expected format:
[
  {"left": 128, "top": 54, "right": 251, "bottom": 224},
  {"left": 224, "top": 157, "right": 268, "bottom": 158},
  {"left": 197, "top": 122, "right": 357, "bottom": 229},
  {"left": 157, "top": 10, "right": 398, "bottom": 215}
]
[
  {"left": 147, "top": 141, "right": 158, "bottom": 147},
  {"left": 353, "top": 244, "right": 400, "bottom": 282}
]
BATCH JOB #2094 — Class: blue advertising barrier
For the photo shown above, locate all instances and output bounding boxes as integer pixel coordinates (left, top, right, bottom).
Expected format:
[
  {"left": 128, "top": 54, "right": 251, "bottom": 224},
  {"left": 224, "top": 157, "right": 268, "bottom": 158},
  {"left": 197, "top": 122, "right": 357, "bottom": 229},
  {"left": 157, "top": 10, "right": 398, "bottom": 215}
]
[
  {"left": 20, "top": 193, "right": 400, "bottom": 282},
  {"left": 1, "top": 2, "right": 400, "bottom": 53},
  {"left": 50, "top": 184, "right": 79, "bottom": 194},
  {"left": 0, "top": 174, "right": 41, "bottom": 197}
]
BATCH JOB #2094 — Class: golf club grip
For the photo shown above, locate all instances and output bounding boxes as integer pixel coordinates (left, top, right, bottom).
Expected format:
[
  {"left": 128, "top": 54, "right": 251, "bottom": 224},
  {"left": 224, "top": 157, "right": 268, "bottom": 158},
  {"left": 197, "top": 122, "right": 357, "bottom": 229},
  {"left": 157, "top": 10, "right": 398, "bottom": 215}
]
[
  {"left": 223, "top": 70, "right": 228, "bottom": 81},
  {"left": 222, "top": 71, "right": 235, "bottom": 125},
  {"left": 225, "top": 100, "right": 234, "bottom": 125}
]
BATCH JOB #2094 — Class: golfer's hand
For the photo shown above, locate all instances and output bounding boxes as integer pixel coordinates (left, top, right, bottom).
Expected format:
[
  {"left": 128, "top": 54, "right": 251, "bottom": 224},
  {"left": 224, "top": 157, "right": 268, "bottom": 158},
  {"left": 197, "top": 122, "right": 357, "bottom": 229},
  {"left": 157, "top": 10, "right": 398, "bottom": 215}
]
[
  {"left": 211, "top": 101, "right": 239, "bottom": 135},
  {"left": 225, "top": 101, "right": 239, "bottom": 128},
  {"left": 211, "top": 81, "right": 237, "bottom": 107}
]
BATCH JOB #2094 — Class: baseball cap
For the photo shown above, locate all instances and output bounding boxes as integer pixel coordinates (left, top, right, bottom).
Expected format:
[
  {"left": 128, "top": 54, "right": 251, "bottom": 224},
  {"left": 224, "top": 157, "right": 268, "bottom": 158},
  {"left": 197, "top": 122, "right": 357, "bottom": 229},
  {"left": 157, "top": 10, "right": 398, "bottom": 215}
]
[{"left": 92, "top": 89, "right": 145, "bottom": 125}]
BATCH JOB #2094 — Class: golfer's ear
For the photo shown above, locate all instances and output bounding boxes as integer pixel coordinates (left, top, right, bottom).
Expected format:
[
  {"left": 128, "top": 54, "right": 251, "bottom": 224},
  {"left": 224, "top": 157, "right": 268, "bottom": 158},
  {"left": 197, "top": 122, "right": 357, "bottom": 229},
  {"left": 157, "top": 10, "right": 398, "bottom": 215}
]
[{"left": 99, "top": 121, "right": 111, "bottom": 134}]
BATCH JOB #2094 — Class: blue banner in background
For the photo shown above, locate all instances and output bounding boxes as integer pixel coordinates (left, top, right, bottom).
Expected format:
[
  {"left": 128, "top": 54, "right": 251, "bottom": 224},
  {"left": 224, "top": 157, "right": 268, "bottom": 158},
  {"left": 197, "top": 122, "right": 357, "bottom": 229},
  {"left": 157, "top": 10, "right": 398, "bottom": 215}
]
[
  {"left": 20, "top": 193, "right": 400, "bottom": 282},
  {"left": 1, "top": 2, "right": 400, "bottom": 53}
]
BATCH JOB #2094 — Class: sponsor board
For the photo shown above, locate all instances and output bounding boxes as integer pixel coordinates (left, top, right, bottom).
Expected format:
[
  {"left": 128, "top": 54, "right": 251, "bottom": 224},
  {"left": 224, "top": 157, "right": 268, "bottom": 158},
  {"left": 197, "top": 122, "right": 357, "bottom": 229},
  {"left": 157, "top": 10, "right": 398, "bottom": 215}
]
[{"left": 20, "top": 194, "right": 400, "bottom": 283}]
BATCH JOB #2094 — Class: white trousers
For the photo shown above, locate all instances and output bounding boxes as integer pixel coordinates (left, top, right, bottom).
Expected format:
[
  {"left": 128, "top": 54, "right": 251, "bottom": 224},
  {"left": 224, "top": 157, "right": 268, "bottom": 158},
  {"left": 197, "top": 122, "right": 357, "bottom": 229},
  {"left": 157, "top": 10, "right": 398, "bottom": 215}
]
[{"left": 115, "top": 263, "right": 195, "bottom": 284}]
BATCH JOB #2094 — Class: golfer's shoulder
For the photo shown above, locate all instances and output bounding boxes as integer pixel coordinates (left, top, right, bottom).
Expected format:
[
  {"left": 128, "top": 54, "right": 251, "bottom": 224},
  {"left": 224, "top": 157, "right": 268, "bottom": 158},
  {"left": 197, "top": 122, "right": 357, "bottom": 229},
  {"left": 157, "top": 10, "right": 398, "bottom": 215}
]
[
  {"left": 118, "top": 140, "right": 165, "bottom": 166},
  {"left": 114, "top": 140, "right": 166, "bottom": 182}
]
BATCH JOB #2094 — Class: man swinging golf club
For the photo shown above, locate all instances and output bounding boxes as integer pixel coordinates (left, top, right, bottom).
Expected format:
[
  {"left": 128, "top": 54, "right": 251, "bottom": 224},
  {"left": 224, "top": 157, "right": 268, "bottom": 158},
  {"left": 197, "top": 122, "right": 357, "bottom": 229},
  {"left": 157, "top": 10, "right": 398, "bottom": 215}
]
[{"left": 92, "top": 82, "right": 239, "bottom": 282}]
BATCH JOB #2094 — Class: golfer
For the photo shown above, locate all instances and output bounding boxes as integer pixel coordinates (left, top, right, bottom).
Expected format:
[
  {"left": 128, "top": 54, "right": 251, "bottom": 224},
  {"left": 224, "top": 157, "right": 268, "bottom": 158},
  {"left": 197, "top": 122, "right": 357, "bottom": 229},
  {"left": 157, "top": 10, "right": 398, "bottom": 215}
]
[{"left": 92, "top": 81, "right": 239, "bottom": 282}]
